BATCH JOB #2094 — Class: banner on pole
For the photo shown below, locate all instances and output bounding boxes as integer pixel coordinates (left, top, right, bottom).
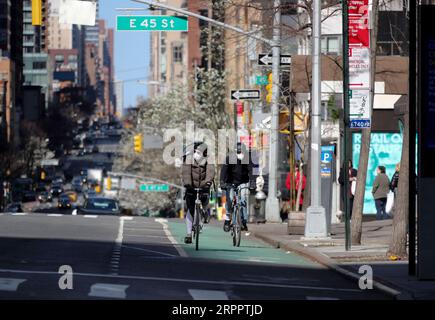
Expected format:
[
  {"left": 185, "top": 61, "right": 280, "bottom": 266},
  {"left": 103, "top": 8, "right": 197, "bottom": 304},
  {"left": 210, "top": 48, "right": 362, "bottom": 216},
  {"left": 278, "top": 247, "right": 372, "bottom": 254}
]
[
  {"left": 347, "top": 0, "right": 371, "bottom": 128},
  {"left": 59, "top": 0, "right": 97, "bottom": 26}
]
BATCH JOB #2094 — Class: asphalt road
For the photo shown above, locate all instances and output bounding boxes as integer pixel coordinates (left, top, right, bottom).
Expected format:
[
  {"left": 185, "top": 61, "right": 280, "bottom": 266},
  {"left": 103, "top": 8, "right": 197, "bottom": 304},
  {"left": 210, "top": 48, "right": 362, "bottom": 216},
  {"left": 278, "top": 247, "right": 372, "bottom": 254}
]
[{"left": 0, "top": 213, "right": 391, "bottom": 300}]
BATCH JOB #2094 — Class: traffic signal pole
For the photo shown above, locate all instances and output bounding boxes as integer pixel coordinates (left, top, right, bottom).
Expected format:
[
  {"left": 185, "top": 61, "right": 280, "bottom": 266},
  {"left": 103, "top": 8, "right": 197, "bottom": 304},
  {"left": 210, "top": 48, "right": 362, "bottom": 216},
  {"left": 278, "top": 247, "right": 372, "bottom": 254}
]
[{"left": 130, "top": 0, "right": 282, "bottom": 222}]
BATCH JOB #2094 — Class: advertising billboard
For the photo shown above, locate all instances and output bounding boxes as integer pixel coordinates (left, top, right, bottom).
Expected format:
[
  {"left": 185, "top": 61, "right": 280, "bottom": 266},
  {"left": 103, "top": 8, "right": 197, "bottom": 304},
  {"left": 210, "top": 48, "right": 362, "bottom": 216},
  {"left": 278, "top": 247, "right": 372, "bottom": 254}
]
[{"left": 352, "top": 133, "right": 403, "bottom": 214}]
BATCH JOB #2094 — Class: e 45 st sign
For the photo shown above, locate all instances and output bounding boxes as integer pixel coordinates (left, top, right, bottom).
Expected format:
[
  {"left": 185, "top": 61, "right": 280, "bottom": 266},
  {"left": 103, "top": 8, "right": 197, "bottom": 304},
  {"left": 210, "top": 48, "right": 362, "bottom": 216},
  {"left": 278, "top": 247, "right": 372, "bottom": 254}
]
[{"left": 117, "top": 15, "right": 188, "bottom": 31}]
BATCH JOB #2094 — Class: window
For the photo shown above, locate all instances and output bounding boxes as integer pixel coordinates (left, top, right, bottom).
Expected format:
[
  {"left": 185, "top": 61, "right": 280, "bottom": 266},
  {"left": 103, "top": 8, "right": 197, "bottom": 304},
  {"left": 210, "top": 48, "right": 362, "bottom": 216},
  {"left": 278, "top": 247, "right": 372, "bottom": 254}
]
[
  {"left": 321, "top": 35, "right": 340, "bottom": 55},
  {"left": 55, "top": 54, "right": 64, "bottom": 62},
  {"left": 173, "top": 45, "right": 183, "bottom": 63},
  {"left": 33, "top": 61, "right": 46, "bottom": 70}
]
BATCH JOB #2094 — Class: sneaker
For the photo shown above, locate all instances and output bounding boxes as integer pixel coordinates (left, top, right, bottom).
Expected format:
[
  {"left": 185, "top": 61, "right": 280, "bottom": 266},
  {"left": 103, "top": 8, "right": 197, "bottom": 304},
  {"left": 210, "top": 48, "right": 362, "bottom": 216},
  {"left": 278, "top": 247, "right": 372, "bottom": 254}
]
[
  {"left": 184, "top": 235, "right": 192, "bottom": 244},
  {"left": 241, "top": 221, "right": 248, "bottom": 231},
  {"left": 223, "top": 220, "right": 231, "bottom": 232},
  {"left": 202, "top": 211, "right": 210, "bottom": 224}
]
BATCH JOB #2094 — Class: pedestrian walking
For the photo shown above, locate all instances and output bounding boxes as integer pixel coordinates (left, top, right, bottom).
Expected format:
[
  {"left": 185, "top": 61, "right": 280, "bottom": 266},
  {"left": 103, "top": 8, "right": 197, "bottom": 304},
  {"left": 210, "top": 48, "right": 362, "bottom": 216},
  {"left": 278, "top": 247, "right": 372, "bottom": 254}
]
[
  {"left": 338, "top": 160, "right": 358, "bottom": 218},
  {"left": 372, "top": 165, "right": 390, "bottom": 220}
]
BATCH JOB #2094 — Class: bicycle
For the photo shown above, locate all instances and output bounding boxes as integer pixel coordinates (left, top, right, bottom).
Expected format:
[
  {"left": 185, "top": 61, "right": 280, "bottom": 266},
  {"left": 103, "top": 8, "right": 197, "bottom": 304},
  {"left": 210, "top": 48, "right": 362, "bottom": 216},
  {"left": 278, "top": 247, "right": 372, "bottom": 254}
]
[
  {"left": 192, "top": 187, "right": 208, "bottom": 251},
  {"left": 227, "top": 184, "right": 250, "bottom": 247}
]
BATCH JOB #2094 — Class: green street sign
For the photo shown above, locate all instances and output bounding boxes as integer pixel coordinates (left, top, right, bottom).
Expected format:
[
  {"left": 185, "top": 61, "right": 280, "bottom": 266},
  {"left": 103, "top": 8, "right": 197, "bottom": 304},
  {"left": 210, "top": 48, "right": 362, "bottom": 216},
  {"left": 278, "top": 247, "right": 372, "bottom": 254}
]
[
  {"left": 255, "top": 76, "right": 269, "bottom": 85},
  {"left": 139, "top": 184, "right": 170, "bottom": 192},
  {"left": 117, "top": 15, "right": 188, "bottom": 31}
]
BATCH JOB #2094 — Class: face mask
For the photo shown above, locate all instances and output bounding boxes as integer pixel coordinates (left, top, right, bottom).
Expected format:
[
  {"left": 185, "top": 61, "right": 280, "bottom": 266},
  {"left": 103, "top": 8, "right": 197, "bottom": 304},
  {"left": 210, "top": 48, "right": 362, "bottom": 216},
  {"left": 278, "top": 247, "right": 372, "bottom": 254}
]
[{"left": 237, "top": 153, "right": 244, "bottom": 160}]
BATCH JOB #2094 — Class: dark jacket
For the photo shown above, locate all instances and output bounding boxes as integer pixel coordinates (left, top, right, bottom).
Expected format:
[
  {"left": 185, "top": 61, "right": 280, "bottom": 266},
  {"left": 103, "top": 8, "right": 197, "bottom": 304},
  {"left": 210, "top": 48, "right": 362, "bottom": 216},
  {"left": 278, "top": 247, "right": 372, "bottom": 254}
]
[
  {"left": 372, "top": 173, "right": 390, "bottom": 200},
  {"left": 220, "top": 154, "right": 253, "bottom": 187},
  {"left": 338, "top": 167, "right": 358, "bottom": 198},
  {"left": 390, "top": 171, "right": 399, "bottom": 191},
  {"left": 182, "top": 158, "right": 215, "bottom": 189}
]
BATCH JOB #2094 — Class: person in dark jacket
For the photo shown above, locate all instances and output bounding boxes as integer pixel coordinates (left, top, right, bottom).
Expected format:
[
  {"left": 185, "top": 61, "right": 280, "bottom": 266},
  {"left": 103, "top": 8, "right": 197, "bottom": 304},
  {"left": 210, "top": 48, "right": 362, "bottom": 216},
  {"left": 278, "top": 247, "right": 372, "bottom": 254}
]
[
  {"left": 372, "top": 165, "right": 390, "bottom": 220},
  {"left": 390, "top": 163, "right": 400, "bottom": 194},
  {"left": 338, "top": 160, "right": 358, "bottom": 218},
  {"left": 220, "top": 142, "right": 254, "bottom": 232},
  {"left": 182, "top": 142, "right": 215, "bottom": 244}
]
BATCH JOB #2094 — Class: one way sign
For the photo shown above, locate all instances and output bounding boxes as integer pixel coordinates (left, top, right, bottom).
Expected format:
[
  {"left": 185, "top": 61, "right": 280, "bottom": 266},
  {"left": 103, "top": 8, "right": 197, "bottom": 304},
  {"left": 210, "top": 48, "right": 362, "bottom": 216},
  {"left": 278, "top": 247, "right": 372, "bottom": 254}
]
[
  {"left": 258, "top": 54, "right": 292, "bottom": 66},
  {"left": 231, "top": 89, "right": 260, "bottom": 100}
]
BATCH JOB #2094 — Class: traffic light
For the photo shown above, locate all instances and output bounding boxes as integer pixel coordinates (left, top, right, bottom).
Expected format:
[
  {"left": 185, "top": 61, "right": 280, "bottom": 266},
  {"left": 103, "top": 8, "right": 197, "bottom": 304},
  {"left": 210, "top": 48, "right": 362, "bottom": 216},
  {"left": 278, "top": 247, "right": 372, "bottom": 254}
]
[
  {"left": 40, "top": 170, "right": 46, "bottom": 181},
  {"left": 107, "top": 177, "right": 112, "bottom": 191},
  {"left": 41, "top": 0, "right": 47, "bottom": 50},
  {"left": 32, "top": 0, "right": 42, "bottom": 26},
  {"left": 266, "top": 73, "right": 273, "bottom": 104},
  {"left": 134, "top": 134, "right": 143, "bottom": 153}
]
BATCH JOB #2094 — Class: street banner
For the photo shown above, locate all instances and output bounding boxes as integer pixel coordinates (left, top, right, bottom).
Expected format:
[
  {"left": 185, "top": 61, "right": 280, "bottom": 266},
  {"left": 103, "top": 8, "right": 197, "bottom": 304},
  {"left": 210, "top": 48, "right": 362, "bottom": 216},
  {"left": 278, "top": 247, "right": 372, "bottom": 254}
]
[
  {"left": 59, "top": 0, "right": 97, "bottom": 26},
  {"left": 347, "top": 0, "right": 371, "bottom": 128}
]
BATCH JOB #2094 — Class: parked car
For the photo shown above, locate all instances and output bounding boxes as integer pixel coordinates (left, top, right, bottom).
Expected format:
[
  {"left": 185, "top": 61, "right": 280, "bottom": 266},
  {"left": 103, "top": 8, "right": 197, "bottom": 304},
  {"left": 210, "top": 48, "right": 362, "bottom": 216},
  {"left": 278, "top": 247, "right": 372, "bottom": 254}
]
[
  {"left": 38, "top": 191, "right": 53, "bottom": 203},
  {"left": 4, "top": 203, "right": 23, "bottom": 213},
  {"left": 50, "top": 184, "right": 64, "bottom": 197},
  {"left": 74, "top": 197, "right": 120, "bottom": 216},
  {"left": 58, "top": 194, "right": 73, "bottom": 209}
]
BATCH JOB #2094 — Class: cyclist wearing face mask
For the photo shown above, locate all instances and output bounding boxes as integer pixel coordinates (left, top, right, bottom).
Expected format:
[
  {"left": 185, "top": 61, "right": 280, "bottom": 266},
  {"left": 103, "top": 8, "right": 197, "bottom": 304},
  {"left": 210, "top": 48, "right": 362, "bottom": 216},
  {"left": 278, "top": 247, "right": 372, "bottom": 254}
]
[
  {"left": 182, "top": 142, "right": 215, "bottom": 244},
  {"left": 220, "top": 142, "right": 255, "bottom": 232}
]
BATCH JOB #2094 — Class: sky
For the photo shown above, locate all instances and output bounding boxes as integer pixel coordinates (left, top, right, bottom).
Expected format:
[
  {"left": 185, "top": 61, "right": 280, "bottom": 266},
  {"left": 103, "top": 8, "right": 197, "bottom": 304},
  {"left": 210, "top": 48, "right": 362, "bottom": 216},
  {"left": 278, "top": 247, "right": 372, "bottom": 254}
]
[{"left": 99, "top": 0, "right": 151, "bottom": 111}]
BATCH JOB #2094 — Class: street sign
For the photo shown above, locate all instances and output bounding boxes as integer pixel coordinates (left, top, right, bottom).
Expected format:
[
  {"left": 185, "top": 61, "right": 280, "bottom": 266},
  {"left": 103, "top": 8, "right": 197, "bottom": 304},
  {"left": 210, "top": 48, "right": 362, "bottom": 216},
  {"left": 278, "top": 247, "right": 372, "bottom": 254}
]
[
  {"left": 255, "top": 75, "right": 269, "bottom": 85},
  {"left": 139, "top": 184, "right": 170, "bottom": 192},
  {"left": 116, "top": 15, "right": 188, "bottom": 31},
  {"left": 349, "top": 89, "right": 371, "bottom": 128},
  {"left": 258, "top": 54, "right": 292, "bottom": 66},
  {"left": 231, "top": 89, "right": 260, "bottom": 100}
]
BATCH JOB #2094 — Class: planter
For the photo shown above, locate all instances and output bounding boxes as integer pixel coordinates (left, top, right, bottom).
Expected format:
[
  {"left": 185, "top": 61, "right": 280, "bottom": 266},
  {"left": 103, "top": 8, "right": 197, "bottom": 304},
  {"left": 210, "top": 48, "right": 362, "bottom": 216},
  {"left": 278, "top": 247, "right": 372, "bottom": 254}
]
[{"left": 287, "top": 211, "right": 306, "bottom": 235}]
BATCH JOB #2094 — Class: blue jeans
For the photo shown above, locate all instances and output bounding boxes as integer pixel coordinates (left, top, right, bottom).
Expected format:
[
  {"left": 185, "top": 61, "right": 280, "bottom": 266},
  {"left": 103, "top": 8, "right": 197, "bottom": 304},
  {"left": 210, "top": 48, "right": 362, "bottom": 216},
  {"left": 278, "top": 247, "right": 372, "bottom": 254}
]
[
  {"left": 375, "top": 198, "right": 387, "bottom": 220},
  {"left": 225, "top": 183, "right": 249, "bottom": 223}
]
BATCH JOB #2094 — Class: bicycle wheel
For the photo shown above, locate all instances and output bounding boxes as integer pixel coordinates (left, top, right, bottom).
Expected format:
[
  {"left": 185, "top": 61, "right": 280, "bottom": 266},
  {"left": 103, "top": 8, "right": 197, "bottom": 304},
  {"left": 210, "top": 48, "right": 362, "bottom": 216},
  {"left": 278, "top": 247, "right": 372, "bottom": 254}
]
[
  {"left": 235, "top": 206, "right": 242, "bottom": 247},
  {"left": 232, "top": 207, "right": 241, "bottom": 247},
  {"left": 194, "top": 204, "right": 201, "bottom": 251}
]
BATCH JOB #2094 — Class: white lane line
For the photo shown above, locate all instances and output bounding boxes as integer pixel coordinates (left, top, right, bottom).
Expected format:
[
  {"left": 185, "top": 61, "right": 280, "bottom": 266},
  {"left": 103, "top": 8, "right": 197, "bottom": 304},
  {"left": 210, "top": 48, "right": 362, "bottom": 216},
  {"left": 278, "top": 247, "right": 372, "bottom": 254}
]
[
  {"left": 12, "top": 213, "right": 28, "bottom": 216},
  {"left": 0, "top": 213, "right": 4, "bottom": 216},
  {"left": 155, "top": 218, "right": 187, "bottom": 258},
  {"left": 0, "top": 268, "right": 362, "bottom": 293},
  {"left": 122, "top": 216, "right": 133, "bottom": 221},
  {"left": 122, "top": 245, "right": 177, "bottom": 257},
  {"left": 110, "top": 217, "right": 125, "bottom": 275},
  {"left": 47, "top": 214, "right": 62, "bottom": 217},
  {"left": 123, "top": 234, "right": 169, "bottom": 239},
  {"left": 189, "top": 289, "right": 229, "bottom": 300},
  {"left": 0, "top": 278, "right": 27, "bottom": 292},
  {"left": 88, "top": 283, "right": 129, "bottom": 299},
  {"left": 306, "top": 296, "right": 340, "bottom": 300},
  {"left": 84, "top": 215, "right": 98, "bottom": 218}
]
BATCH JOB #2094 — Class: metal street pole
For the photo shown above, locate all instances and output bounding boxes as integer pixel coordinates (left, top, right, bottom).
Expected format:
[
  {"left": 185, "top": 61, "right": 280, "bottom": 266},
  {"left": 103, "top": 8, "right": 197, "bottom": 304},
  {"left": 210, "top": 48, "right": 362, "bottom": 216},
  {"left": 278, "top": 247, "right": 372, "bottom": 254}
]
[
  {"left": 130, "top": 0, "right": 282, "bottom": 222},
  {"left": 342, "top": 0, "right": 351, "bottom": 250},
  {"left": 304, "top": 0, "right": 328, "bottom": 238},
  {"left": 265, "top": 0, "right": 281, "bottom": 222}
]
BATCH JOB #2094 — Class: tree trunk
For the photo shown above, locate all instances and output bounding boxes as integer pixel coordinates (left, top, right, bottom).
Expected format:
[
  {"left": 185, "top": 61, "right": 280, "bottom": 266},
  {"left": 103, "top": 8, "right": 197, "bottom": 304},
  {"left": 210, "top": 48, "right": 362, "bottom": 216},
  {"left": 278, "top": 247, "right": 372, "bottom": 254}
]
[
  {"left": 350, "top": 0, "right": 379, "bottom": 245},
  {"left": 351, "top": 127, "right": 371, "bottom": 244},
  {"left": 387, "top": 110, "right": 409, "bottom": 258}
]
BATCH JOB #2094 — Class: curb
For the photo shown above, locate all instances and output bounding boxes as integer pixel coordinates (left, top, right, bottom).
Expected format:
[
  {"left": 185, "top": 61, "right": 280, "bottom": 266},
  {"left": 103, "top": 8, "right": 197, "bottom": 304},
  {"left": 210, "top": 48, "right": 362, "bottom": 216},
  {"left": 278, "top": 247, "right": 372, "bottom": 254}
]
[{"left": 250, "top": 231, "right": 412, "bottom": 300}]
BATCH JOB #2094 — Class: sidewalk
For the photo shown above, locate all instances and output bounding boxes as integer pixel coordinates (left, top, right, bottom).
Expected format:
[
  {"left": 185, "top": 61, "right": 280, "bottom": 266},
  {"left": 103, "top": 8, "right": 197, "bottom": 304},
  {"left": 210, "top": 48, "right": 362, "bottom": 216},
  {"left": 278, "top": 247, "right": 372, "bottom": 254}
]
[{"left": 248, "top": 219, "right": 435, "bottom": 300}]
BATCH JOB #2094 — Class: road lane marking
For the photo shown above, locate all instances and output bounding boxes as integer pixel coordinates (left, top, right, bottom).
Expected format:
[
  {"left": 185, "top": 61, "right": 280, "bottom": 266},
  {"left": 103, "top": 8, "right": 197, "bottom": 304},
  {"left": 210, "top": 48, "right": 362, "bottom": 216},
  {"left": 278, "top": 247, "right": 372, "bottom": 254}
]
[
  {"left": 122, "top": 217, "right": 133, "bottom": 221},
  {"left": 189, "top": 289, "right": 229, "bottom": 300},
  {"left": 47, "top": 214, "right": 62, "bottom": 217},
  {"left": 122, "top": 245, "right": 177, "bottom": 257},
  {"left": 88, "top": 283, "right": 129, "bottom": 299},
  {"left": 123, "top": 234, "right": 169, "bottom": 239},
  {"left": 84, "top": 215, "right": 98, "bottom": 218},
  {"left": 0, "top": 268, "right": 362, "bottom": 292},
  {"left": 155, "top": 218, "right": 187, "bottom": 258},
  {"left": 110, "top": 217, "right": 125, "bottom": 275},
  {"left": 12, "top": 213, "right": 28, "bottom": 216},
  {"left": 0, "top": 278, "right": 26, "bottom": 291}
]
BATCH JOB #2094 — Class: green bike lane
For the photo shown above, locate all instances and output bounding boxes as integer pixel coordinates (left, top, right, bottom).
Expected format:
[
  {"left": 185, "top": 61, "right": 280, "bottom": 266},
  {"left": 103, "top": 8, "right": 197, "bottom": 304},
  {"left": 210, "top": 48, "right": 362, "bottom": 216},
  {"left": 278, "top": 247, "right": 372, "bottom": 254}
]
[{"left": 167, "top": 219, "right": 315, "bottom": 267}]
